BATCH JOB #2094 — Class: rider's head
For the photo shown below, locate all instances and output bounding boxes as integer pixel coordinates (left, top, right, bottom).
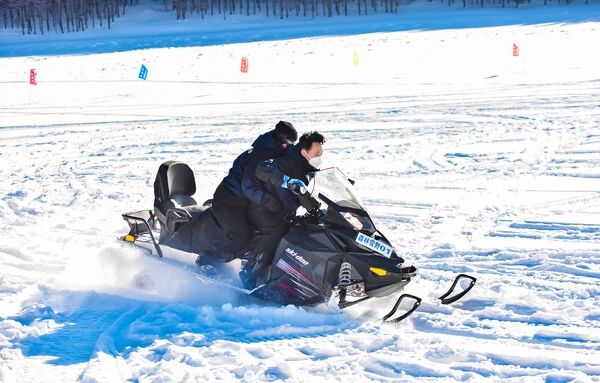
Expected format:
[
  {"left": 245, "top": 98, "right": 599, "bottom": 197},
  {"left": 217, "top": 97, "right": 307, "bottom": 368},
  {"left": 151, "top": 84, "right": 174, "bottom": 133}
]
[
  {"left": 299, "top": 131, "right": 325, "bottom": 169},
  {"left": 273, "top": 121, "right": 298, "bottom": 149}
]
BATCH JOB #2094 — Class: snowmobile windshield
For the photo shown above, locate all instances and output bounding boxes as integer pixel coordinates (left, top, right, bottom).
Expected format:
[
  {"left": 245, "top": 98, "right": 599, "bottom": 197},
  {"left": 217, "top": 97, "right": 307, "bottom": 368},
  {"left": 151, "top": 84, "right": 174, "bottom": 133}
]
[{"left": 308, "top": 168, "right": 376, "bottom": 233}]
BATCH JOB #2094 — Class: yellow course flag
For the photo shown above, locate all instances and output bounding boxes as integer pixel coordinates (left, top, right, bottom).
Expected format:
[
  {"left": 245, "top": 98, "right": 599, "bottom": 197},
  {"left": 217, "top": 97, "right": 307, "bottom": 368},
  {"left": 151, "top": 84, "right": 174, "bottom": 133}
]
[{"left": 353, "top": 50, "right": 359, "bottom": 65}]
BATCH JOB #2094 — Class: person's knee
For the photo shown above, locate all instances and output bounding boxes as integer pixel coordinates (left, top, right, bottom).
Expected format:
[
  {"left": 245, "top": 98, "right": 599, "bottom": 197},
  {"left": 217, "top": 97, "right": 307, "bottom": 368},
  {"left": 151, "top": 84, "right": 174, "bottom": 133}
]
[{"left": 229, "top": 225, "right": 251, "bottom": 240}]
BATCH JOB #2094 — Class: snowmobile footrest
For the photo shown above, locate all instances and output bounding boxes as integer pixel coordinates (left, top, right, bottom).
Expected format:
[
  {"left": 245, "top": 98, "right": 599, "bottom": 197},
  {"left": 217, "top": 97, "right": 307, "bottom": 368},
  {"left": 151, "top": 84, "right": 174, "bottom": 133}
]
[
  {"left": 438, "top": 274, "right": 477, "bottom": 305},
  {"left": 122, "top": 210, "right": 163, "bottom": 257},
  {"left": 382, "top": 294, "right": 422, "bottom": 323}
]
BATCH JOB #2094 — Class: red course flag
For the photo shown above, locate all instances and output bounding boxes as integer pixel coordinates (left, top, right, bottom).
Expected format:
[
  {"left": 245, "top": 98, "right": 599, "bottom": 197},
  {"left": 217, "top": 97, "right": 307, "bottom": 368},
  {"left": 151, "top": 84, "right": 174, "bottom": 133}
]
[
  {"left": 512, "top": 44, "right": 520, "bottom": 57},
  {"left": 240, "top": 57, "right": 248, "bottom": 73},
  {"left": 29, "top": 69, "right": 37, "bottom": 85}
]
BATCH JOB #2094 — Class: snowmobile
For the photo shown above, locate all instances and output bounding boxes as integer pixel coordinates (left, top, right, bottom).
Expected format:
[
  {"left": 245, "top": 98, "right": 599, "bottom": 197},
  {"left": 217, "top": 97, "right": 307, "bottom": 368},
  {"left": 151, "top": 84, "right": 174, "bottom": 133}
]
[{"left": 119, "top": 161, "right": 476, "bottom": 322}]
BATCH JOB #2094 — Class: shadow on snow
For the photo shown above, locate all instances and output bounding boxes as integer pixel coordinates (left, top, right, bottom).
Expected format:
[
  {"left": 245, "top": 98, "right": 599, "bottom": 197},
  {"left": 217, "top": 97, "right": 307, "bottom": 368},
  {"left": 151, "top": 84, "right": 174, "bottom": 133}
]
[{"left": 7, "top": 289, "right": 354, "bottom": 366}]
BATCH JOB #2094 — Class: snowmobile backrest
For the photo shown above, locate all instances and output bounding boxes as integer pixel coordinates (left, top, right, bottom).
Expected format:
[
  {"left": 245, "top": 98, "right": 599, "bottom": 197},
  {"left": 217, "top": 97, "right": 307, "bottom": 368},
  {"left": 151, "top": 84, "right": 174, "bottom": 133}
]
[
  {"left": 153, "top": 161, "right": 199, "bottom": 233},
  {"left": 153, "top": 161, "right": 197, "bottom": 204}
]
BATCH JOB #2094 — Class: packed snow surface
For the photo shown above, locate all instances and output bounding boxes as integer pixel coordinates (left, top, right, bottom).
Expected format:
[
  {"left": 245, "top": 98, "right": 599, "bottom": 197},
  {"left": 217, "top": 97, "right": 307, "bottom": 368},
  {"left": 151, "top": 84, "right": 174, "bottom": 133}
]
[{"left": 1, "top": 4, "right": 599, "bottom": 382}]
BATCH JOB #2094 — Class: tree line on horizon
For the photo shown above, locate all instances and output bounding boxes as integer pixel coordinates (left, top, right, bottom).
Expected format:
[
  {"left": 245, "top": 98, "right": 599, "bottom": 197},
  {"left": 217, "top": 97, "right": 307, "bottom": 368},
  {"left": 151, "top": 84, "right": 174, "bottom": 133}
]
[{"left": 0, "top": 0, "right": 592, "bottom": 35}]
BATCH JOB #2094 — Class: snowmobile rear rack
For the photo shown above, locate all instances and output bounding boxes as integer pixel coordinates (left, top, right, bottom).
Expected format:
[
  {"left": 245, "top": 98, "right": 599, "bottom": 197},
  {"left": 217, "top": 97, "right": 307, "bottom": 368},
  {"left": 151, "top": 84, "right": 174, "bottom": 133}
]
[
  {"left": 438, "top": 274, "right": 477, "bottom": 305},
  {"left": 382, "top": 294, "right": 422, "bottom": 323},
  {"left": 121, "top": 210, "right": 163, "bottom": 257}
]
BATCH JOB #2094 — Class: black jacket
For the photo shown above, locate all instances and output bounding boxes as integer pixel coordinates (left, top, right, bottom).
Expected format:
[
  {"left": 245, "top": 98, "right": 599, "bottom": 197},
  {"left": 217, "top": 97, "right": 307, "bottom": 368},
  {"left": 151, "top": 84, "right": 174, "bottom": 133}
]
[
  {"left": 214, "top": 131, "right": 286, "bottom": 205},
  {"left": 254, "top": 144, "right": 317, "bottom": 215}
]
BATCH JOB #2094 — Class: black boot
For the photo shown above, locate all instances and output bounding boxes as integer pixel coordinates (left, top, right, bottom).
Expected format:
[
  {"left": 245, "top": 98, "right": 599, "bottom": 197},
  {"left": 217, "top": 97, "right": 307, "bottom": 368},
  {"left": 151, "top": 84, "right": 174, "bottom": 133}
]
[
  {"left": 195, "top": 252, "right": 220, "bottom": 278},
  {"left": 239, "top": 252, "right": 270, "bottom": 290}
]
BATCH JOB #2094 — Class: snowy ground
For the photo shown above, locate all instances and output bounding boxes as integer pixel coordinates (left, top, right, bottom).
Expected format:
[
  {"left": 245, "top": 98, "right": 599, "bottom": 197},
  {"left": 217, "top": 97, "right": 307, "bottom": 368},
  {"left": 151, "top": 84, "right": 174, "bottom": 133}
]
[{"left": 1, "top": 6, "right": 600, "bottom": 383}]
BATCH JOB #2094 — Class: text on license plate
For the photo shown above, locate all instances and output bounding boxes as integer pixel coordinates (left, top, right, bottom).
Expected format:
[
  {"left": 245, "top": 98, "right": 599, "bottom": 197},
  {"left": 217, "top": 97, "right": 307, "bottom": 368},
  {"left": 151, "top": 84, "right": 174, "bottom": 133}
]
[{"left": 355, "top": 232, "right": 393, "bottom": 258}]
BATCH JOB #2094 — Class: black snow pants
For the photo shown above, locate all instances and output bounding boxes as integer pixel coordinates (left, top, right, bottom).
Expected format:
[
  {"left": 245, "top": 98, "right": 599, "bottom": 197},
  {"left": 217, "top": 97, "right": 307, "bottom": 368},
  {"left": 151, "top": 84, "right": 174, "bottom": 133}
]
[
  {"left": 211, "top": 184, "right": 251, "bottom": 261},
  {"left": 238, "top": 204, "right": 291, "bottom": 288}
]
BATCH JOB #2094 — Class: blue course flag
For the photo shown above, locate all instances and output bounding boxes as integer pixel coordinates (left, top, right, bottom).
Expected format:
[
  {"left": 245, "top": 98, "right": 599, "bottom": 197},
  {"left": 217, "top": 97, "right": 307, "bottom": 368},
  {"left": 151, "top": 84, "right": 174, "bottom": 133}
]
[{"left": 139, "top": 64, "right": 148, "bottom": 80}]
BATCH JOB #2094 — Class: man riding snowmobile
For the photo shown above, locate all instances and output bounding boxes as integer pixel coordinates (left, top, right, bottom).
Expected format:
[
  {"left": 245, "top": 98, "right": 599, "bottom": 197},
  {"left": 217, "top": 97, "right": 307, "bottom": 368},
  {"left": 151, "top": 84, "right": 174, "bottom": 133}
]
[
  {"left": 120, "top": 131, "right": 477, "bottom": 321},
  {"left": 209, "top": 121, "right": 297, "bottom": 263},
  {"left": 239, "top": 131, "right": 325, "bottom": 289}
]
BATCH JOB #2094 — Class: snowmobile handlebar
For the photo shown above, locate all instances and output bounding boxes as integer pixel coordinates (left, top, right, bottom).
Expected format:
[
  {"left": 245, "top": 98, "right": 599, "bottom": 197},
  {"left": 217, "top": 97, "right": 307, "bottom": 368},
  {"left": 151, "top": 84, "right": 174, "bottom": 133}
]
[
  {"left": 298, "top": 192, "right": 321, "bottom": 215},
  {"left": 287, "top": 193, "right": 323, "bottom": 225}
]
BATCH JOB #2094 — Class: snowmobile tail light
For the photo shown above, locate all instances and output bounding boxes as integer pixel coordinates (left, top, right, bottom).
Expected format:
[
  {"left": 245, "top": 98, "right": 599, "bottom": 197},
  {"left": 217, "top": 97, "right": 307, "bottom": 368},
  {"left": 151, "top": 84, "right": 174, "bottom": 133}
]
[
  {"left": 370, "top": 267, "right": 387, "bottom": 277},
  {"left": 124, "top": 234, "right": 135, "bottom": 242}
]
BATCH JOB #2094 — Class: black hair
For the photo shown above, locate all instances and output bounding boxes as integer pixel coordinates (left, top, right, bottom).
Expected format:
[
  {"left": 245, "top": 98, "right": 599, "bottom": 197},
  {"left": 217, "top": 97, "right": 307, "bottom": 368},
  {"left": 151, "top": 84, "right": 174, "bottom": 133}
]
[{"left": 298, "top": 131, "right": 325, "bottom": 151}]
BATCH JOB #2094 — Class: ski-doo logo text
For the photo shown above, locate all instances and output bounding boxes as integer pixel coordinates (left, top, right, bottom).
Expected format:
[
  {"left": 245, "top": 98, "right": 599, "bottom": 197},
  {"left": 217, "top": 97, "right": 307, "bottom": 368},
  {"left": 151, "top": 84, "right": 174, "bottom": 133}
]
[{"left": 285, "top": 247, "right": 309, "bottom": 266}]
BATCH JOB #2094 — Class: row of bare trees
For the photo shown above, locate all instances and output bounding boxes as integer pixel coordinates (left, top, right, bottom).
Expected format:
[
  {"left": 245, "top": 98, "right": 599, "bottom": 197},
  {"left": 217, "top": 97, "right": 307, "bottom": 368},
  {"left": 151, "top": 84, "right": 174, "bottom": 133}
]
[
  {"left": 163, "top": 0, "right": 406, "bottom": 19},
  {"left": 0, "top": 0, "right": 593, "bottom": 34},
  {"left": 162, "top": 0, "right": 590, "bottom": 20},
  {"left": 450, "top": 0, "right": 586, "bottom": 7},
  {"left": 0, "top": 0, "right": 138, "bottom": 34},
  {"left": 163, "top": 0, "right": 589, "bottom": 19}
]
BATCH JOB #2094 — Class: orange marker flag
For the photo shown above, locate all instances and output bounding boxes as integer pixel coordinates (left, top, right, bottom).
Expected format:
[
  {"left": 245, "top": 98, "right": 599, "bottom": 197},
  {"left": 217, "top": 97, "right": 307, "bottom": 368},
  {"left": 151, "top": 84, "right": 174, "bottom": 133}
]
[
  {"left": 240, "top": 57, "right": 248, "bottom": 73},
  {"left": 513, "top": 44, "right": 519, "bottom": 57}
]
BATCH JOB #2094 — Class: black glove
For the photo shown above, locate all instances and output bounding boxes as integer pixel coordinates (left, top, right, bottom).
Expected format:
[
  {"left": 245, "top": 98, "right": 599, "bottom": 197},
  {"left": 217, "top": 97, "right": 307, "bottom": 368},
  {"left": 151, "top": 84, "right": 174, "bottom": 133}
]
[
  {"left": 284, "top": 213, "right": 298, "bottom": 224},
  {"left": 309, "top": 207, "right": 324, "bottom": 219}
]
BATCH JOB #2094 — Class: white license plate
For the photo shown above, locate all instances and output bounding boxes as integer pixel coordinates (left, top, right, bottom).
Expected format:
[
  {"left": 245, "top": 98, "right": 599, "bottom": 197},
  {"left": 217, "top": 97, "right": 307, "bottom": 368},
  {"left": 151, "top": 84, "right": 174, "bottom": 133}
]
[{"left": 355, "top": 233, "right": 393, "bottom": 258}]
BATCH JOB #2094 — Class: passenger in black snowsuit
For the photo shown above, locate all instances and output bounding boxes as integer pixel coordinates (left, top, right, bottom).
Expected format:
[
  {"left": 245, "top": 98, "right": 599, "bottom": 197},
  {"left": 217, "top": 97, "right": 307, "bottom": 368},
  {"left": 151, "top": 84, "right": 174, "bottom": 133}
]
[
  {"left": 210, "top": 121, "right": 297, "bottom": 262},
  {"left": 239, "top": 131, "right": 326, "bottom": 289}
]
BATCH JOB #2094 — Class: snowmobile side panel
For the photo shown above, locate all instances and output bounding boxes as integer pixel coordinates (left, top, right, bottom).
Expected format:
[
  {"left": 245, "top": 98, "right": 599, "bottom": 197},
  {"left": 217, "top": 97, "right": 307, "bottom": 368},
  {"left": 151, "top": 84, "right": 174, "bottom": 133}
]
[
  {"left": 259, "top": 224, "right": 417, "bottom": 306},
  {"left": 258, "top": 227, "right": 340, "bottom": 305}
]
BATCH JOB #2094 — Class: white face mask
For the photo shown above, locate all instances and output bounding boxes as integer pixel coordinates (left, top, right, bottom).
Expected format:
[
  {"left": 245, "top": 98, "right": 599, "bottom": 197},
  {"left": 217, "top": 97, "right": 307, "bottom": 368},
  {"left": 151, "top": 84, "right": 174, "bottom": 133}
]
[{"left": 308, "top": 154, "right": 322, "bottom": 168}]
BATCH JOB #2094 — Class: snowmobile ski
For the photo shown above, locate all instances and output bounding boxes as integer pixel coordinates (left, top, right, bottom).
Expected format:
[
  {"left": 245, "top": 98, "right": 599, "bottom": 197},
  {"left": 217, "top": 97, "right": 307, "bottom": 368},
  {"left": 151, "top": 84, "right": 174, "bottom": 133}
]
[
  {"left": 382, "top": 294, "right": 422, "bottom": 323},
  {"left": 438, "top": 274, "right": 477, "bottom": 305}
]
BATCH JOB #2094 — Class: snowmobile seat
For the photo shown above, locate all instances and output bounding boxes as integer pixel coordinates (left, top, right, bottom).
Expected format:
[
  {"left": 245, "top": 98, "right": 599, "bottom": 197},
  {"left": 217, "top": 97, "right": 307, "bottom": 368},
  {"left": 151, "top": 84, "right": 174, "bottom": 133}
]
[{"left": 153, "top": 161, "right": 204, "bottom": 234}]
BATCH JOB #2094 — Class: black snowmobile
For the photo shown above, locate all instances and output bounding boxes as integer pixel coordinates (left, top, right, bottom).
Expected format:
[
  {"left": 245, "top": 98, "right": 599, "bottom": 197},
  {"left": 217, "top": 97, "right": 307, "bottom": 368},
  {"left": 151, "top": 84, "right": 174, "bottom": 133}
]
[{"left": 120, "top": 161, "right": 476, "bottom": 322}]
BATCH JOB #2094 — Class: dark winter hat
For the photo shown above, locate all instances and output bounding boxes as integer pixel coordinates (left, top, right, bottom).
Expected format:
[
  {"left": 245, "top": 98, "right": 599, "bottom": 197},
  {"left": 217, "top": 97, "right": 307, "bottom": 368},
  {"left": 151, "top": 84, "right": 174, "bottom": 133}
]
[{"left": 274, "top": 121, "right": 297, "bottom": 145}]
